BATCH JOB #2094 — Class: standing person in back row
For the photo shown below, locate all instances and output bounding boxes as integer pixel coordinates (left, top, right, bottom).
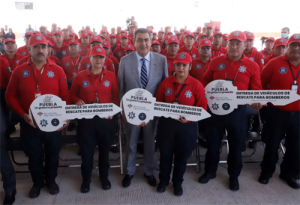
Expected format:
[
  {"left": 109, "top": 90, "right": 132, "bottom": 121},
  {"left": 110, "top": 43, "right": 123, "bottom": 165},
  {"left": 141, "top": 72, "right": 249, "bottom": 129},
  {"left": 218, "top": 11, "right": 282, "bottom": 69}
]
[{"left": 118, "top": 28, "right": 168, "bottom": 188}]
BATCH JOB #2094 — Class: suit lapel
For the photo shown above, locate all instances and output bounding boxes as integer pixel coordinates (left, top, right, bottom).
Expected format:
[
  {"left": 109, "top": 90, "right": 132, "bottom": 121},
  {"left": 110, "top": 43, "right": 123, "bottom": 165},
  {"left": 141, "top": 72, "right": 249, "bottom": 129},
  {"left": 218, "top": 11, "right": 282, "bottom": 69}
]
[
  {"left": 130, "top": 53, "right": 142, "bottom": 88},
  {"left": 146, "top": 52, "right": 156, "bottom": 89}
]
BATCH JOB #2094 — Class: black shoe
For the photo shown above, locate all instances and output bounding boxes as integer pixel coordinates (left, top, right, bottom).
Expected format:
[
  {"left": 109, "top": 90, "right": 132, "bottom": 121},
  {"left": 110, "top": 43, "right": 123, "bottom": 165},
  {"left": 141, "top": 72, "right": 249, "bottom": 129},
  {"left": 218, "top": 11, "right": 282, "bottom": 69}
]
[
  {"left": 100, "top": 178, "right": 111, "bottom": 190},
  {"left": 248, "top": 141, "right": 257, "bottom": 149},
  {"left": 157, "top": 182, "right": 169, "bottom": 193},
  {"left": 3, "top": 189, "right": 16, "bottom": 205},
  {"left": 122, "top": 174, "right": 133, "bottom": 188},
  {"left": 279, "top": 173, "right": 300, "bottom": 189},
  {"left": 80, "top": 181, "right": 90, "bottom": 193},
  {"left": 229, "top": 177, "right": 239, "bottom": 191},
  {"left": 46, "top": 181, "right": 59, "bottom": 195},
  {"left": 173, "top": 185, "right": 183, "bottom": 196},
  {"left": 29, "top": 183, "right": 44, "bottom": 198},
  {"left": 258, "top": 175, "right": 270, "bottom": 184},
  {"left": 144, "top": 174, "right": 157, "bottom": 187},
  {"left": 198, "top": 173, "right": 216, "bottom": 184}
]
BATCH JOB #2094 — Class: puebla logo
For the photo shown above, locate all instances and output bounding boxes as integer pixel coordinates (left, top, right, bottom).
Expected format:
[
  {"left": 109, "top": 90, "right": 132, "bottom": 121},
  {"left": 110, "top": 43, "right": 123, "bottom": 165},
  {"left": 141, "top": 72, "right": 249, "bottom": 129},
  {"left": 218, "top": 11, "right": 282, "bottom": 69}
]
[
  {"left": 22, "top": 70, "right": 30, "bottom": 77},
  {"left": 279, "top": 67, "right": 287, "bottom": 74},
  {"left": 166, "top": 88, "right": 172, "bottom": 96},
  {"left": 82, "top": 81, "right": 90, "bottom": 87},
  {"left": 218, "top": 64, "right": 225, "bottom": 70},
  {"left": 196, "top": 64, "right": 201, "bottom": 69}
]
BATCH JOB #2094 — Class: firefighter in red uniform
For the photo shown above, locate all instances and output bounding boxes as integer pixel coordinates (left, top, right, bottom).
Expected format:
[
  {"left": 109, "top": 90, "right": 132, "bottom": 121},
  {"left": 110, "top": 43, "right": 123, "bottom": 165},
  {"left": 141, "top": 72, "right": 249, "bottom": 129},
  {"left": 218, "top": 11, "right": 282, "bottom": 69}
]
[
  {"left": 109, "top": 34, "right": 117, "bottom": 52},
  {"left": 17, "top": 32, "right": 32, "bottom": 57},
  {"left": 47, "top": 40, "right": 60, "bottom": 66},
  {"left": 264, "top": 38, "right": 287, "bottom": 65},
  {"left": 40, "top": 26, "right": 56, "bottom": 47},
  {"left": 211, "top": 31, "right": 227, "bottom": 59},
  {"left": 128, "top": 26, "right": 135, "bottom": 44},
  {"left": 123, "top": 44, "right": 135, "bottom": 56},
  {"left": 5, "top": 34, "right": 70, "bottom": 198},
  {"left": 113, "top": 33, "right": 128, "bottom": 62},
  {"left": 103, "top": 41, "right": 119, "bottom": 76},
  {"left": 243, "top": 32, "right": 264, "bottom": 71},
  {"left": 205, "top": 24, "right": 213, "bottom": 41},
  {"left": 176, "top": 32, "right": 183, "bottom": 43},
  {"left": 62, "top": 28, "right": 71, "bottom": 45},
  {"left": 164, "top": 36, "right": 180, "bottom": 76},
  {"left": 258, "top": 34, "right": 300, "bottom": 189},
  {"left": 260, "top": 37, "right": 275, "bottom": 59},
  {"left": 190, "top": 39, "right": 212, "bottom": 82},
  {"left": 222, "top": 33, "right": 229, "bottom": 48},
  {"left": 178, "top": 32, "right": 198, "bottom": 59},
  {"left": 79, "top": 32, "right": 90, "bottom": 57},
  {"left": 158, "top": 30, "right": 165, "bottom": 45},
  {"left": 199, "top": 31, "right": 263, "bottom": 191},
  {"left": 70, "top": 46, "right": 119, "bottom": 193},
  {"left": 151, "top": 40, "right": 161, "bottom": 54},
  {"left": 53, "top": 31, "right": 70, "bottom": 61},
  {"left": 152, "top": 32, "right": 158, "bottom": 40},
  {"left": 0, "top": 38, "right": 24, "bottom": 72},
  {"left": 156, "top": 52, "right": 207, "bottom": 196}
]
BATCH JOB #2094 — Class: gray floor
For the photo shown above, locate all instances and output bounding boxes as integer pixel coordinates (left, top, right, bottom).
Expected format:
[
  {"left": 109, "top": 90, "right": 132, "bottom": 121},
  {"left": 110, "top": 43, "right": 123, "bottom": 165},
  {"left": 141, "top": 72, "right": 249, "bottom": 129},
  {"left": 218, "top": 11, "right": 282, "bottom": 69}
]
[{"left": 1, "top": 127, "right": 300, "bottom": 204}]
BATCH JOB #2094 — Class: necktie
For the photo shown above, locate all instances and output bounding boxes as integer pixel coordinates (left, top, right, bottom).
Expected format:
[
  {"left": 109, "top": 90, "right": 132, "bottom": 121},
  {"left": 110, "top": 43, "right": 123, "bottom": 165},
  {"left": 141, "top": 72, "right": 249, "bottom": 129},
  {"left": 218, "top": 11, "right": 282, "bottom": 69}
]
[{"left": 140, "top": 58, "right": 148, "bottom": 89}]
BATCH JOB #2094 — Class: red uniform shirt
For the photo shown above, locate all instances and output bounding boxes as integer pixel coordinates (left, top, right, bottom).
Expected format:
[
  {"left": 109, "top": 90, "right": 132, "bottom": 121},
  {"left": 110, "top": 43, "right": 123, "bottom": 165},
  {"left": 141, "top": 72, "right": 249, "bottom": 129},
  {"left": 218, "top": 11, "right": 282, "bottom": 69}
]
[
  {"left": 178, "top": 46, "right": 199, "bottom": 59},
  {"left": 17, "top": 55, "right": 59, "bottom": 67},
  {"left": 211, "top": 46, "right": 227, "bottom": 59},
  {"left": 52, "top": 43, "right": 70, "bottom": 60},
  {"left": 264, "top": 54, "right": 276, "bottom": 66},
  {"left": 108, "top": 55, "right": 119, "bottom": 77},
  {"left": 70, "top": 68, "right": 119, "bottom": 105},
  {"left": 0, "top": 53, "right": 24, "bottom": 71},
  {"left": 17, "top": 45, "right": 30, "bottom": 57},
  {"left": 244, "top": 47, "right": 264, "bottom": 72},
  {"left": 202, "top": 54, "right": 262, "bottom": 90},
  {"left": 78, "top": 56, "right": 115, "bottom": 74},
  {"left": 63, "top": 38, "right": 72, "bottom": 45},
  {"left": 61, "top": 55, "right": 82, "bottom": 82},
  {"left": 49, "top": 55, "right": 60, "bottom": 66},
  {"left": 128, "top": 34, "right": 134, "bottom": 44},
  {"left": 261, "top": 54, "right": 300, "bottom": 111},
  {"left": 156, "top": 75, "right": 207, "bottom": 109},
  {"left": 164, "top": 54, "right": 175, "bottom": 77},
  {"left": 260, "top": 49, "right": 272, "bottom": 59},
  {"left": 190, "top": 57, "right": 211, "bottom": 82},
  {"left": 5, "top": 58, "right": 70, "bottom": 116},
  {"left": 112, "top": 45, "right": 126, "bottom": 62},
  {"left": 0, "top": 58, "right": 10, "bottom": 89},
  {"left": 79, "top": 44, "right": 90, "bottom": 57}
]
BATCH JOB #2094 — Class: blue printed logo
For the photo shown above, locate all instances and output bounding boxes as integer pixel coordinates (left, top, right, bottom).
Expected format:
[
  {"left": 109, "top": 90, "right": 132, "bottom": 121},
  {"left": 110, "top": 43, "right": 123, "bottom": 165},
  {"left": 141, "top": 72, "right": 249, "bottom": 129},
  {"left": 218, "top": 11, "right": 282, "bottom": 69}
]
[
  {"left": 196, "top": 64, "right": 201, "bottom": 69},
  {"left": 166, "top": 88, "right": 172, "bottom": 96},
  {"left": 82, "top": 81, "right": 90, "bottom": 87},
  {"left": 279, "top": 67, "right": 287, "bottom": 74},
  {"left": 139, "top": 113, "right": 146, "bottom": 121},
  {"left": 222, "top": 103, "right": 230, "bottom": 110},
  {"left": 51, "top": 118, "right": 59, "bottom": 126},
  {"left": 22, "top": 70, "right": 30, "bottom": 77},
  {"left": 218, "top": 64, "right": 225, "bottom": 70}
]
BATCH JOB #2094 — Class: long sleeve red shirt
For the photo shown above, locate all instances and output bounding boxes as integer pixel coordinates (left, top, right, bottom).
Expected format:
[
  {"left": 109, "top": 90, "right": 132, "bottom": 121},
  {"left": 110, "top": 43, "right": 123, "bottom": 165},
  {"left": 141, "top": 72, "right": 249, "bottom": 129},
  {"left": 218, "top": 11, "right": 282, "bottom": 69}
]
[{"left": 190, "top": 57, "right": 211, "bottom": 83}]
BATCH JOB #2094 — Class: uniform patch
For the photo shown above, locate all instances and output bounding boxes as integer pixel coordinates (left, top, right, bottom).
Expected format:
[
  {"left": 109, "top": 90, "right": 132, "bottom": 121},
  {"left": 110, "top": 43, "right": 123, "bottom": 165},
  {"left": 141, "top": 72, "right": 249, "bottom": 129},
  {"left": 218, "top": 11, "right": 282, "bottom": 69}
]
[
  {"left": 222, "top": 103, "right": 230, "bottom": 110},
  {"left": 118, "top": 52, "right": 122, "bottom": 57},
  {"left": 263, "top": 55, "right": 266, "bottom": 58},
  {"left": 261, "top": 59, "right": 264, "bottom": 64},
  {"left": 279, "top": 67, "right": 287, "bottom": 74},
  {"left": 179, "top": 53, "right": 186, "bottom": 59},
  {"left": 249, "top": 57, "right": 254, "bottom": 61},
  {"left": 78, "top": 63, "right": 81, "bottom": 69},
  {"left": 82, "top": 81, "right": 90, "bottom": 87},
  {"left": 47, "top": 71, "right": 55, "bottom": 78},
  {"left": 210, "top": 53, "right": 213, "bottom": 57},
  {"left": 79, "top": 49, "right": 82, "bottom": 52},
  {"left": 22, "top": 70, "right": 30, "bottom": 77},
  {"left": 86, "top": 64, "right": 90, "bottom": 69},
  {"left": 196, "top": 64, "right": 201, "bottom": 69},
  {"left": 138, "top": 113, "right": 146, "bottom": 121},
  {"left": 220, "top": 53, "right": 224, "bottom": 56},
  {"left": 97, "top": 48, "right": 102, "bottom": 52},
  {"left": 192, "top": 54, "right": 196, "bottom": 58},
  {"left": 218, "top": 64, "right": 225, "bottom": 70},
  {"left": 103, "top": 80, "right": 110, "bottom": 87},
  {"left": 52, "top": 51, "right": 56, "bottom": 55},
  {"left": 22, "top": 51, "right": 27, "bottom": 55},
  {"left": 62, "top": 51, "right": 66, "bottom": 55},
  {"left": 185, "top": 90, "right": 192, "bottom": 98},
  {"left": 66, "top": 62, "right": 70, "bottom": 66},
  {"left": 16, "top": 60, "right": 19, "bottom": 64},
  {"left": 238, "top": 66, "right": 246, "bottom": 73},
  {"left": 166, "top": 88, "right": 172, "bottom": 96}
]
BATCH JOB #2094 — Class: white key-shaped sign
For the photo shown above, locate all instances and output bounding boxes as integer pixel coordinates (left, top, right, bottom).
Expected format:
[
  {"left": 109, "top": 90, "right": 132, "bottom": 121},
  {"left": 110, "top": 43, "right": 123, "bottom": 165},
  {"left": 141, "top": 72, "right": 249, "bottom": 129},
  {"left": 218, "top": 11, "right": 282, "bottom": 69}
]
[
  {"left": 205, "top": 80, "right": 300, "bottom": 115},
  {"left": 29, "top": 94, "right": 122, "bottom": 132},
  {"left": 121, "top": 88, "right": 211, "bottom": 125}
]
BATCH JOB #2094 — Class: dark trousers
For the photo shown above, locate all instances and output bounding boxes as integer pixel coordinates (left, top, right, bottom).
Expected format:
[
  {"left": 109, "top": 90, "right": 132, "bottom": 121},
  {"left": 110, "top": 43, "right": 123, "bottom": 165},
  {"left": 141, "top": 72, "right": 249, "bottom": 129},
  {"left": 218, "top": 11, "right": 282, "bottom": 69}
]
[
  {"left": 20, "top": 120, "right": 62, "bottom": 184},
  {"left": 77, "top": 117, "right": 113, "bottom": 181},
  {"left": 156, "top": 118, "right": 198, "bottom": 186},
  {"left": 260, "top": 106, "right": 300, "bottom": 178},
  {"left": 204, "top": 105, "right": 248, "bottom": 178},
  {"left": 0, "top": 131, "right": 16, "bottom": 193}
]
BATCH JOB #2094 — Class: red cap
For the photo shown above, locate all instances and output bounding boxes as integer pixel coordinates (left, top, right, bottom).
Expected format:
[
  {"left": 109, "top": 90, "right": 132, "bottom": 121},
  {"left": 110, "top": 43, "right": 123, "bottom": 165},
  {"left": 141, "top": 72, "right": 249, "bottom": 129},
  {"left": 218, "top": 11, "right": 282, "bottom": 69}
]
[
  {"left": 153, "top": 32, "right": 157, "bottom": 35},
  {"left": 81, "top": 32, "right": 89, "bottom": 38},
  {"left": 222, "top": 33, "right": 229, "bottom": 40},
  {"left": 89, "top": 36, "right": 103, "bottom": 44},
  {"left": 167, "top": 36, "right": 179, "bottom": 45},
  {"left": 103, "top": 41, "right": 111, "bottom": 48},
  {"left": 197, "top": 33, "right": 207, "bottom": 39},
  {"left": 49, "top": 32, "right": 54, "bottom": 36},
  {"left": 180, "top": 28, "right": 185, "bottom": 31},
  {"left": 148, "top": 29, "right": 153, "bottom": 33},
  {"left": 205, "top": 24, "right": 213, "bottom": 29},
  {"left": 100, "top": 29, "right": 108, "bottom": 33},
  {"left": 52, "top": 23, "right": 57, "bottom": 26},
  {"left": 152, "top": 40, "right": 160, "bottom": 46},
  {"left": 129, "top": 25, "right": 135, "bottom": 29},
  {"left": 69, "top": 33, "right": 75, "bottom": 37},
  {"left": 28, "top": 35, "right": 48, "bottom": 47},
  {"left": 40, "top": 26, "right": 47, "bottom": 30},
  {"left": 265, "top": 37, "right": 275, "bottom": 42},
  {"left": 54, "top": 31, "right": 63, "bottom": 36},
  {"left": 173, "top": 52, "right": 192, "bottom": 64},
  {"left": 274, "top": 38, "right": 287, "bottom": 47},
  {"left": 62, "top": 28, "right": 69, "bottom": 32},
  {"left": 228, "top": 31, "right": 247, "bottom": 42},
  {"left": 176, "top": 32, "right": 182, "bottom": 36},
  {"left": 199, "top": 39, "right": 212, "bottom": 47},
  {"left": 164, "top": 36, "right": 170, "bottom": 41},
  {"left": 86, "top": 25, "right": 90, "bottom": 28},
  {"left": 165, "top": 26, "right": 171, "bottom": 29},
  {"left": 25, "top": 32, "right": 32, "bottom": 37},
  {"left": 117, "top": 26, "right": 121, "bottom": 29},
  {"left": 213, "top": 31, "right": 223, "bottom": 37},
  {"left": 120, "top": 33, "right": 128, "bottom": 39},
  {"left": 120, "top": 30, "right": 127, "bottom": 34},
  {"left": 32, "top": 31, "right": 41, "bottom": 35},
  {"left": 4, "top": 38, "right": 15, "bottom": 44},
  {"left": 246, "top": 32, "right": 255, "bottom": 40},
  {"left": 47, "top": 40, "right": 53, "bottom": 47},
  {"left": 185, "top": 31, "right": 195, "bottom": 38},
  {"left": 89, "top": 31, "right": 94, "bottom": 35},
  {"left": 197, "top": 27, "right": 202, "bottom": 30},
  {"left": 288, "top": 34, "right": 300, "bottom": 45},
  {"left": 167, "top": 31, "right": 173, "bottom": 35},
  {"left": 124, "top": 44, "right": 135, "bottom": 52},
  {"left": 69, "top": 39, "right": 79, "bottom": 45},
  {"left": 109, "top": 34, "right": 116, "bottom": 38},
  {"left": 90, "top": 46, "right": 106, "bottom": 57},
  {"left": 158, "top": 30, "right": 165, "bottom": 34},
  {"left": 68, "top": 25, "right": 72, "bottom": 28}
]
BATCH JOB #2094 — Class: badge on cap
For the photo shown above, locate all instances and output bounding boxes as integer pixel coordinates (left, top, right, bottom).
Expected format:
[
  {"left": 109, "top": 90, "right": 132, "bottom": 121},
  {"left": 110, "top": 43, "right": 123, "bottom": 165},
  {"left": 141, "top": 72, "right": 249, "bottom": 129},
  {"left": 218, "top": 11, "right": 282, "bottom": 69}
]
[
  {"left": 104, "top": 42, "right": 107, "bottom": 45},
  {"left": 36, "top": 36, "right": 42, "bottom": 41},
  {"left": 171, "top": 38, "right": 175, "bottom": 40},
  {"left": 234, "top": 32, "right": 239, "bottom": 36},
  {"left": 279, "top": 39, "right": 284, "bottom": 42},
  {"left": 205, "top": 40, "right": 209, "bottom": 44},
  {"left": 247, "top": 33, "right": 252, "bottom": 36},
  {"left": 128, "top": 45, "right": 131, "bottom": 48},
  {"left": 179, "top": 53, "right": 186, "bottom": 59},
  {"left": 96, "top": 48, "right": 102, "bottom": 52},
  {"left": 294, "top": 34, "right": 300, "bottom": 39},
  {"left": 94, "top": 37, "right": 98, "bottom": 39}
]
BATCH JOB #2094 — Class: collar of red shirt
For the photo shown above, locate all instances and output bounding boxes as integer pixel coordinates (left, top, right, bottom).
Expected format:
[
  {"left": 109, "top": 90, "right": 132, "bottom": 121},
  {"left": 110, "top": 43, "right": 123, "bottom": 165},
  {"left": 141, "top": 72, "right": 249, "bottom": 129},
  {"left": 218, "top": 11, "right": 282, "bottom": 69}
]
[
  {"left": 195, "top": 57, "right": 211, "bottom": 64},
  {"left": 170, "top": 74, "right": 192, "bottom": 85},
  {"left": 84, "top": 66, "right": 107, "bottom": 77},
  {"left": 165, "top": 54, "right": 175, "bottom": 60},
  {"left": 225, "top": 53, "right": 247, "bottom": 62}
]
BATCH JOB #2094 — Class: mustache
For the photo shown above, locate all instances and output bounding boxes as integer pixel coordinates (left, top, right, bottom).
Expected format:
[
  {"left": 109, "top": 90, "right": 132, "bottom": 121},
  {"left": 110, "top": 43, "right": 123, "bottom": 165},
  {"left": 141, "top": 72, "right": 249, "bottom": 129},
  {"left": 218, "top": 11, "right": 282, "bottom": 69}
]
[{"left": 37, "top": 52, "right": 45, "bottom": 56}]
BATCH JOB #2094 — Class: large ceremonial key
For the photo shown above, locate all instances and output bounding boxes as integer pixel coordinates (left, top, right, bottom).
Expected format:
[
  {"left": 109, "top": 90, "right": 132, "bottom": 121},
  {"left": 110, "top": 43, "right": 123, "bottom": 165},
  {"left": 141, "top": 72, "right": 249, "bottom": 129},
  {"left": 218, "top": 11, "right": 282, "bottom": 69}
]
[
  {"left": 205, "top": 80, "right": 300, "bottom": 115},
  {"left": 29, "top": 94, "right": 122, "bottom": 132},
  {"left": 121, "top": 88, "right": 211, "bottom": 125}
]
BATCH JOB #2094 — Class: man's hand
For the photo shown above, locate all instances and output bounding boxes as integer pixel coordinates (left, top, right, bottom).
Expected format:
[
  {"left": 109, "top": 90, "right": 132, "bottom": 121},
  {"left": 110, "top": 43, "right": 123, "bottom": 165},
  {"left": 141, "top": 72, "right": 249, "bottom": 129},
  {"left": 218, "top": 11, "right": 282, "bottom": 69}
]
[
  {"left": 23, "top": 113, "right": 36, "bottom": 128},
  {"left": 103, "top": 116, "right": 113, "bottom": 120},
  {"left": 76, "top": 99, "right": 85, "bottom": 106},
  {"left": 57, "top": 120, "right": 70, "bottom": 131},
  {"left": 251, "top": 103, "right": 266, "bottom": 110},
  {"left": 175, "top": 115, "right": 188, "bottom": 123}
]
